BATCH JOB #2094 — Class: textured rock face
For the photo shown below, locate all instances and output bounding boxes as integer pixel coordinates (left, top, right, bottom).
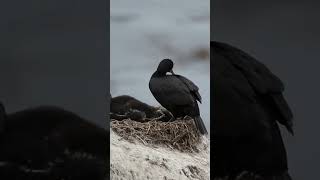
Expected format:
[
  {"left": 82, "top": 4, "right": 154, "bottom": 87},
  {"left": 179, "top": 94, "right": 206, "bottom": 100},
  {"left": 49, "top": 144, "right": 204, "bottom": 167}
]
[{"left": 110, "top": 130, "right": 210, "bottom": 180}]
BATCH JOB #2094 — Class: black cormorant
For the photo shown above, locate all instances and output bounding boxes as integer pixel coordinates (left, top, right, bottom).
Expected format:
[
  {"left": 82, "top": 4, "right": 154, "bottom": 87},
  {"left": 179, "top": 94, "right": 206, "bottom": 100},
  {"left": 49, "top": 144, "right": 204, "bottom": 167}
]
[
  {"left": 111, "top": 95, "right": 156, "bottom": 117},
  {"left": 110, "top": 95, "right": 172, "bottom": 122},
  {"left": 149, "top": 59, "right": 208, "bottom": 135},
  {"left": 212, "top": 41, "right": 293, "bottom": 179}
]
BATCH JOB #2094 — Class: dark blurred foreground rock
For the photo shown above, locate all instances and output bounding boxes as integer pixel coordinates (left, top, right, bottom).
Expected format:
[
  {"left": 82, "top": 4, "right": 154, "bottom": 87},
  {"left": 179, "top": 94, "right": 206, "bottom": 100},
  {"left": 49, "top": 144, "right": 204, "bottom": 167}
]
[{"left": 0, "top": 104, "right": 108, "bottom": 180}]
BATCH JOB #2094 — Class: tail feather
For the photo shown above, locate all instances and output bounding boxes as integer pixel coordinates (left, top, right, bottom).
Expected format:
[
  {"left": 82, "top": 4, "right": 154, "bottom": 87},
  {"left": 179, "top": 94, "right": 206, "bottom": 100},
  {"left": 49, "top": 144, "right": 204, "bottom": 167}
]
[
  {"left": 194, "top": 116, "right": 208, "bottom": 135},
  {"left": 271, "top": 94, "right": 294, "bottom": 135}
]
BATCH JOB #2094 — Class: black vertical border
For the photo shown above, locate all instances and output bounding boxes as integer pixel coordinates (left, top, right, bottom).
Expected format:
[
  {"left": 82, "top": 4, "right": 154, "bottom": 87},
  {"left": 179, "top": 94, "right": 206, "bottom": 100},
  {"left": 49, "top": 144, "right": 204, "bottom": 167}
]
[{"left": 106, "top": 0, "right": 111, "bottom": 178}]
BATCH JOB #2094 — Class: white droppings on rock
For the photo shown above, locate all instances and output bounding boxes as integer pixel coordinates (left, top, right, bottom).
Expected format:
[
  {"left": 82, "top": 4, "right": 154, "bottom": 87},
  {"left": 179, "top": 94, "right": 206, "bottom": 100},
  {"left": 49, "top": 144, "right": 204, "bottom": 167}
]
[{"left": 110, "top": 130, "right": 210, "bottom": 180}]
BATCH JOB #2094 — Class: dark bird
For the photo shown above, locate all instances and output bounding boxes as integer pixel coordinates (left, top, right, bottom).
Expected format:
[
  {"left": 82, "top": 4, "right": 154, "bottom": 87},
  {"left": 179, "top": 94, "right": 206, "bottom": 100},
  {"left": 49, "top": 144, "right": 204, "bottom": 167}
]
[
  {"left": 211, "top": 41, "right": 293, "bottom": 179},
  {"left": 110, "top": 94, "right": 172, "bottom": 122},
  {"left": 111, "top": 95, "right": 156, "bottom": 118},
  {"left": 0, "top": 103, "right": 108, "bottom": 180},
  {"left": 149, "top": 59, "right": 208, "bottom": 135}
]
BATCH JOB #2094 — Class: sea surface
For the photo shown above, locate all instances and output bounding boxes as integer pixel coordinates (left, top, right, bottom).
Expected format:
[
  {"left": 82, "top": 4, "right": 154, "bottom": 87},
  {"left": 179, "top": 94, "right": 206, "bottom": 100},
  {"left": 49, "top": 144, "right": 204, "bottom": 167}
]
[{"left": 110, "top": 0, "right": 210, "bottom": 131}]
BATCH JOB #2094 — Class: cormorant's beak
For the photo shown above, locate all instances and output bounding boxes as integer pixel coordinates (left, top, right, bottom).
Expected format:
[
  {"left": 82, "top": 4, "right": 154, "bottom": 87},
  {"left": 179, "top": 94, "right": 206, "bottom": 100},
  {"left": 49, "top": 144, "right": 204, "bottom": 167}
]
[{"left": 170, "top": 70, "right": 175, "bottom": 75}]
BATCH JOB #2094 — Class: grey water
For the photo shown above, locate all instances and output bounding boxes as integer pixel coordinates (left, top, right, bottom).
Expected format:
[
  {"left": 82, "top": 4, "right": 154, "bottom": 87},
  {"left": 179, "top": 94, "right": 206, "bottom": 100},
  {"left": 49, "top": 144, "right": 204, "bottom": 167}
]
[{"left": 110, "top": 0, "right": 210, "bottom": 132}]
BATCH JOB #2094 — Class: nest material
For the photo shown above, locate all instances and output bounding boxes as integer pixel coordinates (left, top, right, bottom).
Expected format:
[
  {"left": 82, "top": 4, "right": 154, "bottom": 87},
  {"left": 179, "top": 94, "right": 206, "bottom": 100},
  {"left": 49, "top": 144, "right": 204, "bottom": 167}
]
[{"left": 111, "top": 117, "right": 201, "bottom": 152}]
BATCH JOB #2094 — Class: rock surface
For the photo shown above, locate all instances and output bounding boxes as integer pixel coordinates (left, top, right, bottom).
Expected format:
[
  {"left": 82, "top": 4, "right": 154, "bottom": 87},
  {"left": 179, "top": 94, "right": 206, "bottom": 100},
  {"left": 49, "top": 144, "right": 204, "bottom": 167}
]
[{"left": 110, "top": 130, "right": 210, "bottom": 180}]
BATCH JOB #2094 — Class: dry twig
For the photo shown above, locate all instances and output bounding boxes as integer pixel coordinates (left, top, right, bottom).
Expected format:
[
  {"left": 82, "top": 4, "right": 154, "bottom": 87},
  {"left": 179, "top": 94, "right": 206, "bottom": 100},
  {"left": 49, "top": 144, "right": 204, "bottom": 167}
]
[{"left": 111, "top": 117, "right": 201, "bottom": 152}]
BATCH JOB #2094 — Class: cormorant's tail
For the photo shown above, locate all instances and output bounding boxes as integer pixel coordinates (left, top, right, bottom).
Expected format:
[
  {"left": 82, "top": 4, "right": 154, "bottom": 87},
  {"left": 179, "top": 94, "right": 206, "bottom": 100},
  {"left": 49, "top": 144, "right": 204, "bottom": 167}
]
[
  {"left": 271, "top": 94, "right": 294, "bottom": 135},
  {"left": 194, "top": 116, "right": 208, "bottom": 135}
]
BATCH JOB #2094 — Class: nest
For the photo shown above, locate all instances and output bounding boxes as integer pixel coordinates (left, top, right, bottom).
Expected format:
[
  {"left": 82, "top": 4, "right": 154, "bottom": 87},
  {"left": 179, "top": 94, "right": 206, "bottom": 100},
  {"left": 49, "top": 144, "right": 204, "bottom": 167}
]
[{"left": 111, "top": 117, "right": 201, "bottom": 152}]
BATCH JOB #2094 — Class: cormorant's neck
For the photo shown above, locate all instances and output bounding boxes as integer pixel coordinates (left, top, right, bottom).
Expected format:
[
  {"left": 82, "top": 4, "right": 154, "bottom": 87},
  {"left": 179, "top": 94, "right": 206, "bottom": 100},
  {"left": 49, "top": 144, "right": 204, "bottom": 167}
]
[{"left": 152, "top": 71, "right": 166, "bottom": 77}]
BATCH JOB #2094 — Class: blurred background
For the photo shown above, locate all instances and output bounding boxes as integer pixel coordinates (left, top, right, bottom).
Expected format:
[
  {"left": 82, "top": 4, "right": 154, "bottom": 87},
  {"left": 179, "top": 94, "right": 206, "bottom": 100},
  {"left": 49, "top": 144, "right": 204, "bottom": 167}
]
[
  {"left": 110, "top": 0, "right": 210, "bottom": 132},
  {"left": 0, "top": 0, "right": 108, "bottom": 128},
  {"left": 213, "top": 0, "right": 320, "bottom": 179}
]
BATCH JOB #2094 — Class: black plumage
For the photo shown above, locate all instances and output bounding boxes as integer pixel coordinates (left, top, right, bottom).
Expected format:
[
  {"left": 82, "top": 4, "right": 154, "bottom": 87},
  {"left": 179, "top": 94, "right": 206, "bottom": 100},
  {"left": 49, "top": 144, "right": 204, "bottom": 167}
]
[
  {"left": 212, "top": 41, "right": 293, "bottom": 179},
  {"left": 111, "top": 95, "right": 156, "bottom": 117},
  {"left": 110, "top": 94, "right": 172, "bottom": 122},
  {"left": 149, "top": 59, "right": 208, "bottom": 135}
]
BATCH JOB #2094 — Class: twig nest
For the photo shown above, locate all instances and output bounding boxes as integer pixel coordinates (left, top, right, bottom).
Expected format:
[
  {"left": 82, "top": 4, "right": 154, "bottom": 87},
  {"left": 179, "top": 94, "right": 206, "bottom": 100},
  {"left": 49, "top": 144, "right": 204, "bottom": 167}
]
[{"left": 111, "top": 117, "right": 202, "bottom": 152}]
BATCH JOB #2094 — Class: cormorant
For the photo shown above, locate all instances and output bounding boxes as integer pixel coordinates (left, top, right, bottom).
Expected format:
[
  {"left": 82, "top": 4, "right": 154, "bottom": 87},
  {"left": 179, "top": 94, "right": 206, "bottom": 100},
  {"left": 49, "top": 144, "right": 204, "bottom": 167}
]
[
  {"left": 212, "top": 41, "right": 293, "bottom": 179},
  {"left": 111, "top": 95, "right": 155, "bottom": 117},
  {"left": 110, "top": 95, "right": 172, "bottom": 122},
  {"left": 149, "top": 59, "right": 208, "bottom": 135}
]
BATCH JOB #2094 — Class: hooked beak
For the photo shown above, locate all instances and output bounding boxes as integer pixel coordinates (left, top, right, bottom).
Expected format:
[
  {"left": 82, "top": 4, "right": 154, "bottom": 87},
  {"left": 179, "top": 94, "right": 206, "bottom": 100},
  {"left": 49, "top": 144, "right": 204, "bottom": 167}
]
[{"left": 170, "top": 70, "right": 175, "bottom": 75}]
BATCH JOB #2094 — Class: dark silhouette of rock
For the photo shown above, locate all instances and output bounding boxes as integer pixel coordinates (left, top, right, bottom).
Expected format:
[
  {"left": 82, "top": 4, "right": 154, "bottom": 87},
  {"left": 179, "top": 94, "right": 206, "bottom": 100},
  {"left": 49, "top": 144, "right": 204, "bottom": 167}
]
[{"left": 0, "top": 104, "right": 108, "bottom": 180}]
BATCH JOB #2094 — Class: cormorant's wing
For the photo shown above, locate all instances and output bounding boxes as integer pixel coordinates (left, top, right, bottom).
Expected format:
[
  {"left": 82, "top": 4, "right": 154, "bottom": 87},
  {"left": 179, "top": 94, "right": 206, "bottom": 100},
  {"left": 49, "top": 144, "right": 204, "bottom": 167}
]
[
  {"left": 149, "top": 76, "right": 194, "bottom": 107},
  {"left": 212, "top": 41, "right": 294, "bottom": 134},
  {"left": 174, "top": 75, "right": 202, "bottom": 103}
]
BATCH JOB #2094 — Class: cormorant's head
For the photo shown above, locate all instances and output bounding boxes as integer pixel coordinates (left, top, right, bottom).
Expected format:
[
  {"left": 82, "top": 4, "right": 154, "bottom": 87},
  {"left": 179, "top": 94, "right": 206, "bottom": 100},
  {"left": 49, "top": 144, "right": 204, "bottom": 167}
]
[{"left": 156, "top": 59, "right": 175, "bottom": 75}]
